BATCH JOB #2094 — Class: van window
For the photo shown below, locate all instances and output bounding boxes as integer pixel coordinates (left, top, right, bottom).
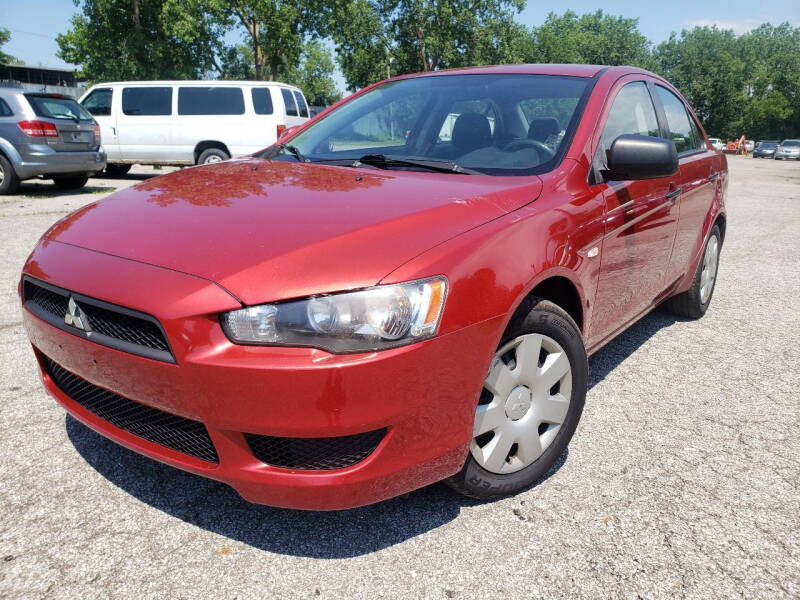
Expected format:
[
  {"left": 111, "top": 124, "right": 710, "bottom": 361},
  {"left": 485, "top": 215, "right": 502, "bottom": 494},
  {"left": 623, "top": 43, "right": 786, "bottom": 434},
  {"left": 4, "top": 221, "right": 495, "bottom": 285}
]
[
  {"left": 293, "top": 91, "right": 309, "bottom": 118},
  {"left": 251, "top": 88, "right": 274, "bottom": 115},
  {"left": 178, "top": 87, "right": 245, "bottom": 115},
  {"left": 122, "top": 87, "right": 172, "bottom": 116},
  {"left": 281, "top": 88, "right": 298, "bottom": 117},
  {"left": 82, "top": 88, "right": 112, "bottom": 116}
]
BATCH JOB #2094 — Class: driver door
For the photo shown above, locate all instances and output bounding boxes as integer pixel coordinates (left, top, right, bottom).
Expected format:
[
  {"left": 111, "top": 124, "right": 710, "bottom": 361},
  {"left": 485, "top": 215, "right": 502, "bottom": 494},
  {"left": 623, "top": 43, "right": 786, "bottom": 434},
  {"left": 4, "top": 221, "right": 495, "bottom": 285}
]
[{"left": 588, "top": 80, "right": 680, "bottom": 346}]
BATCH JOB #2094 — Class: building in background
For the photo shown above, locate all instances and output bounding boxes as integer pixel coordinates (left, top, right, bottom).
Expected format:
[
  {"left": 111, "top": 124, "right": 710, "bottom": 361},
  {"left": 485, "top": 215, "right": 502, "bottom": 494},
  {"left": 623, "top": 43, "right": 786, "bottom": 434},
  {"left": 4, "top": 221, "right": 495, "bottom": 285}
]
[{"left": 0, "top": 63, "right": 84, "bottom": 98}]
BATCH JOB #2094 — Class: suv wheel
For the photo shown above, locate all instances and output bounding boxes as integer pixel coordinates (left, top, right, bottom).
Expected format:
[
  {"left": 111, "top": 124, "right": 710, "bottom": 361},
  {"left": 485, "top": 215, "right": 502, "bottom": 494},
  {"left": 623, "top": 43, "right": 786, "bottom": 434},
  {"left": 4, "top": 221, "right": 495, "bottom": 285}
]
[
  {"left": 0, "top": 154, "right": 20, "bottom": 195},
  {"left": 446, "top": 297, "right": 588, "bottom": 500},
  {"left": 52, "top": 175, "right": 89, "bottom": 190},
  {"left": 197, "top": 148, "right": 229, "bottom": 165}
]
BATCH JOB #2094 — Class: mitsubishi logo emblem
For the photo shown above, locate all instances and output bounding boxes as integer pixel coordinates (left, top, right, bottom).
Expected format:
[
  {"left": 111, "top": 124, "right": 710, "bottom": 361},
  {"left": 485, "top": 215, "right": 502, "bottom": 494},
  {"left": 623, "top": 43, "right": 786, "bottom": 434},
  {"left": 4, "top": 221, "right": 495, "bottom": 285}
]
[{"left": 64, "top": 296, "right": 89, "bottom": 331}]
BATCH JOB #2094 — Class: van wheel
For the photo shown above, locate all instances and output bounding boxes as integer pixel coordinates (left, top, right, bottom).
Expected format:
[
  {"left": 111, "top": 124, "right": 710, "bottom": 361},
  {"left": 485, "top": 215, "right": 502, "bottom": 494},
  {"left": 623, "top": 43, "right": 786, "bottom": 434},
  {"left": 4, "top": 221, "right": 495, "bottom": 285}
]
[
  {"left": 445, "top": 297, "right": 588, "bottom": 500},
  {"left": 52, "top": 175, "right": 89, "bottom": 190},
  {"left": 104, "top": 164, "right": 131, "bottom": 177},
  {"left": 0, "top": 154, "right": 20, "bottom": 195},
  {"left": 197, "top": 148, "right": 229, "bottom": 165}
]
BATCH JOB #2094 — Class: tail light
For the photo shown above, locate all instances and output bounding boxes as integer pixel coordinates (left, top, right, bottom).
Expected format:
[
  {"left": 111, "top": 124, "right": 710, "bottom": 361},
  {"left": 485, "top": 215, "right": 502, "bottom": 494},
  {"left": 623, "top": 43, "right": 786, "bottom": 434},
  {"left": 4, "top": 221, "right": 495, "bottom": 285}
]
[
  {"left": 93, "top": 123, "right": 101, "bottom": 145},
  {"left": 277, "top": 124, "right": 286, "bottom": 139},
  {"left": 18, "top": 120, "right": 59, "bottom": 137}
]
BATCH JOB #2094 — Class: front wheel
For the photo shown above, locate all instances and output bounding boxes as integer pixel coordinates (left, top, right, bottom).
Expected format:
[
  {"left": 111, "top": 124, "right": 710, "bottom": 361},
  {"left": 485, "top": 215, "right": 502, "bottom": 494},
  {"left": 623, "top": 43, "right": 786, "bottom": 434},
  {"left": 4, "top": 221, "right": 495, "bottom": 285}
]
[
  {"left": 52, "top": 175, "right": 89, "bottom": 190},
  {"left": 446, "top": 297, "right": 588, "bottom": 500}
]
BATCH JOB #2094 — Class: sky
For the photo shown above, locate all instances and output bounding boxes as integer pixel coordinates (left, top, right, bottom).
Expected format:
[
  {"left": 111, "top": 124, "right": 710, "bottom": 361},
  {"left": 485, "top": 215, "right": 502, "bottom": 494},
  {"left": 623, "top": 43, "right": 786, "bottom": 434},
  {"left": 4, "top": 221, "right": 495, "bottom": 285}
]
[{"left": 2, "top": 0, "right": 799, "bottom": 90}]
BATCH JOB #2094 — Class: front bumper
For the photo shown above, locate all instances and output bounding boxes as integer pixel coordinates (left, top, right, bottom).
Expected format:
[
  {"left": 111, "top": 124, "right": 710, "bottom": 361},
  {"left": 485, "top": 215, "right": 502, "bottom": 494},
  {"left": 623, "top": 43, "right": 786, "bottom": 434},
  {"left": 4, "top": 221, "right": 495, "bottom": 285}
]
[
  {"left": 15, "top": 145, "right": 107, "bottom": 179},
  {"left": 775, "top": 152, "right": 800, "bottom": 160},
  {"left": 21, "top": 242, "right": 501, "bottom": 510}
]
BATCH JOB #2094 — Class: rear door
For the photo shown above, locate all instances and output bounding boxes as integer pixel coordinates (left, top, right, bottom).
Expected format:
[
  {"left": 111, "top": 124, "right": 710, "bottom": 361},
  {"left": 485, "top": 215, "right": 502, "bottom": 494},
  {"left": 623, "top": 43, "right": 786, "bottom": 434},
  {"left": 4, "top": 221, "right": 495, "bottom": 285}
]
[
  {"left": 588, "top": 79, "right": 680, "bottom": 345},
  {"left": 652, "top": 85, "right": 716, "bottom": 284},
  {"left": 81, "top": 87, "right": 120, "bottom": 160},
  {"left": 280, "top": 88, "right": 306, "bottom": 129},
  {"left": 115, "top": 86, "right": 175, "bottom": 162},
  {"left": 23, "top": 93, "right": 98, "bottom": 152}
]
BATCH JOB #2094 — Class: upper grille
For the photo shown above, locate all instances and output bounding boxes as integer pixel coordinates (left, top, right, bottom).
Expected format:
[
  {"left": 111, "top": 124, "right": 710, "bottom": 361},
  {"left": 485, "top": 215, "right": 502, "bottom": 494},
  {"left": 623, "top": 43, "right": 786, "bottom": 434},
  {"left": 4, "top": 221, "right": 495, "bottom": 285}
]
[
  {"left": 244, "top": 429, "right": 386, "bottom": 471},
  {"left": 23, "top": 277, "right": 174, "bottom": 363},
  {"left": 44, "top": 355, "right": 218, "bottom": 463}
]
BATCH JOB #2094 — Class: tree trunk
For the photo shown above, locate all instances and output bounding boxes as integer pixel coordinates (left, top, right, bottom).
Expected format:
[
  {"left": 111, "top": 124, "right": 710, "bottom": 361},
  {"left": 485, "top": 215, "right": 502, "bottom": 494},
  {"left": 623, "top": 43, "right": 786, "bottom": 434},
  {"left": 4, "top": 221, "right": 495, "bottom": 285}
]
[
  {"left": 416, "top": 25, "right": 428, "bottom": 71},
  {"left": 247, "top": 20, "right": 265, "bottom": 80}
]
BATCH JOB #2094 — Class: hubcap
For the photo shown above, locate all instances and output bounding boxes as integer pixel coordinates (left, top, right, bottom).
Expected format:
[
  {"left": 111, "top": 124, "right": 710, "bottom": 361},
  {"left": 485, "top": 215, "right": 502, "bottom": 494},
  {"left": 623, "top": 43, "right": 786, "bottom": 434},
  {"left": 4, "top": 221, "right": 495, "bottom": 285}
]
[
  {"left": 471, "top": 333, "right": 572, "bottom": 474},
  {"left": 0, "top": 163, "right": 4, "bottom": 184},
  {"left": 700, "top": 234, "right": 720, "bottom": 304},
  {"left": 204, "top": 155, "right": 223, "bottom": 164}
]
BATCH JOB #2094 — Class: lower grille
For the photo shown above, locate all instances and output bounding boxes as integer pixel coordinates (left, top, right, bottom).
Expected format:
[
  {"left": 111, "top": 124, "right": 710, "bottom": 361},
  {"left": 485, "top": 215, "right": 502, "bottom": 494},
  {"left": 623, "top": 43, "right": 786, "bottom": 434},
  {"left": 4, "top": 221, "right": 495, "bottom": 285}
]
[
  {"left": 44, "top": 356, "right": 218, "bottom": 463},
  {"left": 245, "top": 429, "right": 386, "bottom": 470}
]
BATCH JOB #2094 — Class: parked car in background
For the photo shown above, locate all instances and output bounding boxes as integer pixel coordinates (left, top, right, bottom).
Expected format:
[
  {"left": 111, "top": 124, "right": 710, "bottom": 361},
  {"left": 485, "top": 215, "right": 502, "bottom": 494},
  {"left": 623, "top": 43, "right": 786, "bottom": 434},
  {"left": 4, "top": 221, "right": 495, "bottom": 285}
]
[
  {"left": 744, "top": 139, "right": 755, "bottom": 153},
  {"left": 708, "top": 137, "right": 725, "bottom": 151},
  {"left": 753, "top": 140, "right": 779, "bottom": 158},
  {"left": 0, "top": 88, "right": 106, "bottom": 194},
  {"left": 79, "top": 81, "right": 310, "bottom": 176},
  {"left": 774, "top": 139, "right": 800, "bottom": 160},
  {"left": 21, "top": 64, "right": 727, "bottom": 509}
]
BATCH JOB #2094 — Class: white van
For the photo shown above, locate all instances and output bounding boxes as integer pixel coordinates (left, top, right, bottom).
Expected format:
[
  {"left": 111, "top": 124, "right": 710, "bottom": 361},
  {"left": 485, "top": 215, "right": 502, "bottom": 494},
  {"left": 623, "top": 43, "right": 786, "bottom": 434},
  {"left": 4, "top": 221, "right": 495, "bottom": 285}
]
[{"left": 79, "top": 81, "right": 310, "bottom": 174}]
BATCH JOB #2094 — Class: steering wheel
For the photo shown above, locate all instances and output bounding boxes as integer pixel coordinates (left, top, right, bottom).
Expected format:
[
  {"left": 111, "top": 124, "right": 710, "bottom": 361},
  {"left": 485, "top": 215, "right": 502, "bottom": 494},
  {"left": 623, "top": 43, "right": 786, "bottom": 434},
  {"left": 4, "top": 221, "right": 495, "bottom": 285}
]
[{"left": 502, "top": 139, "right": 556, "bottom": 160}]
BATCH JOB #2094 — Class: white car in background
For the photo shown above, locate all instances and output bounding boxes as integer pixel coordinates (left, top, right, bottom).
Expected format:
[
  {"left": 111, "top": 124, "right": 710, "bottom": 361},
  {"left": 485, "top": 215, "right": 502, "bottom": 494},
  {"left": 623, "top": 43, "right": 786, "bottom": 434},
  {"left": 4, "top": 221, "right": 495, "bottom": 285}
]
[
  {"left": 708, "top": 137, "right": 725, "bottom": 151},
  {"left": 80, "top": 81, "right": 310, "bottom": 175},
  {"left": 744, "top": 140, "right": 755, "bottom": 153}
]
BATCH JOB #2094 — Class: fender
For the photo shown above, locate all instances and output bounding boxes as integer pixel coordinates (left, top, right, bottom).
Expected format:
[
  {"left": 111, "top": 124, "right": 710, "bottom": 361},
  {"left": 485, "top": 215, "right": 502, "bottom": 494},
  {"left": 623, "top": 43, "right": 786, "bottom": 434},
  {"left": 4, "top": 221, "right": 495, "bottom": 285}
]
[{"left": 0, "top": 137, "right": 25, "bottom": 177}]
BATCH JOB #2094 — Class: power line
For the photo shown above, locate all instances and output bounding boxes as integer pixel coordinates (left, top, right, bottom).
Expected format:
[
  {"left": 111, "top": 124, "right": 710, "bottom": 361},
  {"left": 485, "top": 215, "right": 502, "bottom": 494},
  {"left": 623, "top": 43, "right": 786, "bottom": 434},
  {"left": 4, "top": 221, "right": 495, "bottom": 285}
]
[{"left": 7, "top": 28, "right": 58, "bottom": 41}]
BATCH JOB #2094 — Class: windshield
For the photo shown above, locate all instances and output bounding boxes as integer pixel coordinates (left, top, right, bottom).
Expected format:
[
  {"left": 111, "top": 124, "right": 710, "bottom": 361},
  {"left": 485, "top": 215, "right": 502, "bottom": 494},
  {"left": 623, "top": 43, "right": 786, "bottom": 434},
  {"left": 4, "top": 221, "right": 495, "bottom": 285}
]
[
  {"left": 269, "top": 74, "right": 591, "bottom": 176},
  {"left": 781, "top": 140, "right": 800, "bottom": 147},
  {"left": 760, "top": 142, "right": 777, "bottom": 149},
  {"left": 25, "top": 94, "right": 93, "bottom": 122}
]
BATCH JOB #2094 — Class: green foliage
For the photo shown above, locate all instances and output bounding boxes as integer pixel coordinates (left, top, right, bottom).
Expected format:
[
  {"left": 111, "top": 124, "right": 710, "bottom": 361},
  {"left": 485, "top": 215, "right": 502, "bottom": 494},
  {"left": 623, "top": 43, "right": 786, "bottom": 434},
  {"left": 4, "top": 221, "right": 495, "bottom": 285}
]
[
  {"left": 282, "top": 41, "right": 342, "bottom": 106},
  {"left": 0, "top": 28, "right": 21, "bottom": 64}
]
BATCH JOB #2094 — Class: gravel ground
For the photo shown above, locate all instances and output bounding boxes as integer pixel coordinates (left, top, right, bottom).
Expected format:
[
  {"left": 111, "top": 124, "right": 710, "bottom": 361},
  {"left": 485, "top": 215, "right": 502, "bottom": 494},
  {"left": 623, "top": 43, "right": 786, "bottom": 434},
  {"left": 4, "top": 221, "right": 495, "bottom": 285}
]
[{"left": 0, "top": 158, "right": 798, "bottom": 599}]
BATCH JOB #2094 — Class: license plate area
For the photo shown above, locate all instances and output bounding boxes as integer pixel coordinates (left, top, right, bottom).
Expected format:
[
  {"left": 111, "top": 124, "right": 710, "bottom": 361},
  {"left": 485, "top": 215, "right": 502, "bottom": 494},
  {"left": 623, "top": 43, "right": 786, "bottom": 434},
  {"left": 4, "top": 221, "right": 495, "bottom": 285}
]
[{"left": 65, "top": 131, "right": 89, "bottom": 143}]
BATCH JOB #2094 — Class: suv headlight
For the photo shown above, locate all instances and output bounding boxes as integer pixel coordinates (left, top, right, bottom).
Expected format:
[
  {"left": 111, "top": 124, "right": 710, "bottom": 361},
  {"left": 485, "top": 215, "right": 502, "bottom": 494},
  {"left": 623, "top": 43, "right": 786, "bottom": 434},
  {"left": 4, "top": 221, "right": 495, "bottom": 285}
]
[{"left": 220, "top": 277, "right": 447, "bottom": 353}]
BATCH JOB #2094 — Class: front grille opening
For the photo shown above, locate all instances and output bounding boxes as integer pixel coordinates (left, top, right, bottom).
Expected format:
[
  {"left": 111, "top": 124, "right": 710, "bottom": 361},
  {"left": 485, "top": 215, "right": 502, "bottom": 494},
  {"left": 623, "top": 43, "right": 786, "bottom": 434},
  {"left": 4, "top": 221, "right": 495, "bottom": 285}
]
[
  {"left": 80, "top": 302, "right": 170, "bottom": 352},
  {"left": 44, "top": 355, "right": 218, "bottom": 463},
  {"left": 245, "top": 429, "right": 386, "bottom": 470},
  {"left": 24, "top": 279, "right": 69, "bottom": 318}
]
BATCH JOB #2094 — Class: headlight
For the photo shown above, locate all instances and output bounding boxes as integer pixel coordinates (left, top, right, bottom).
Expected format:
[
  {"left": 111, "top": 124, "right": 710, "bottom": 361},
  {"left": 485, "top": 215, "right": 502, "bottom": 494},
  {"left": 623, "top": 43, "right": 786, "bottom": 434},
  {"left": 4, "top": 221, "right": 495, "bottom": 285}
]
[{"left": 220, "top": 277, "right": 447, "bottom": 353}]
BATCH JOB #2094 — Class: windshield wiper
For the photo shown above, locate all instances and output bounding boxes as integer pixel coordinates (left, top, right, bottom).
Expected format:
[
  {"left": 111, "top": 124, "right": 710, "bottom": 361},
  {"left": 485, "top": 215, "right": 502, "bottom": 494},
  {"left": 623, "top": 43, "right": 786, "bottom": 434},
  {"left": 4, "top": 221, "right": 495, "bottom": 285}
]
[
  {"left": 53, "top": 113, "right": 79, "bottom": 123},
  {"left": 315, "top": 154, "right": 479, "bottom": 174},
  {"left": 277, "top": 144, "right": 308, "bottom": 163}
]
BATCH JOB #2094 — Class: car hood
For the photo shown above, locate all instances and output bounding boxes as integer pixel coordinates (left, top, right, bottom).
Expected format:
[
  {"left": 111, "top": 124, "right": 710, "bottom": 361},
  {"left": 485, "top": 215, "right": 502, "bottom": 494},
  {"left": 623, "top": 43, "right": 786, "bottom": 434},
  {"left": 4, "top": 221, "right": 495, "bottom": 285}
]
[{"left": 46, "top": 158, "right": 542, "bottom": 304}]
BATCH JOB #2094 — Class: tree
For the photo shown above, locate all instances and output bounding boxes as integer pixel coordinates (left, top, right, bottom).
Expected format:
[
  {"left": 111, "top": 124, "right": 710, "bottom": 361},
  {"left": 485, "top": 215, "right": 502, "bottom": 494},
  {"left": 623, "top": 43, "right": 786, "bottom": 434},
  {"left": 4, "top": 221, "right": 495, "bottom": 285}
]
[
  {"left": 283, "top": 41, "right": 342, "bottom": 106},
  {"left": 652, "top": 26, "right": 746, "bottom": 139},
  {"left": 329, "top": 0, "right": 527, "bottom": 91},
  {"left": 0, "top": 28, "right": 21, "bottom": 64},
  {"left": 57, "top": 0, "right": 218, "bottom": 82},
  {"left": 523, "top": 10, "right": 651, "bottom": 68}
]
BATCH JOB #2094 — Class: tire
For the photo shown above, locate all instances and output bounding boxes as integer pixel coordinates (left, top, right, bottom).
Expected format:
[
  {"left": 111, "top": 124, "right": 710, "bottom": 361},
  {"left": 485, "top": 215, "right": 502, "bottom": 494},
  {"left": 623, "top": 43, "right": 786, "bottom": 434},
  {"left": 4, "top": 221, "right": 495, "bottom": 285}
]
[
  {"left": 663, "top": 224, "right": 722, "bottom": 319},
  {"left": 0, "top": 154, "right": 20, "bottom": 195},
  {"left": 104, "top": 164, "right": 131, "bottom": 177},
  {"left": 52, "top": 175, "right": 89, "bottom": 190},
  {"left": 197, "top": 148, "right": 229, "bottom": 165},
  {"left": 446, "top": 297, "right": 588, "bottom": 500}
]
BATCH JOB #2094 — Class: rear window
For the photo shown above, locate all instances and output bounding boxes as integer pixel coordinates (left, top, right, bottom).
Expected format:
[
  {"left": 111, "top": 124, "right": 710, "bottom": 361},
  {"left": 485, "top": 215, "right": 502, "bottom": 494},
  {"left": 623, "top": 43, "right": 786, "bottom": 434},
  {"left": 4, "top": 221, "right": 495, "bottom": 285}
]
[
  {"left": 251, "top": 88, "right": 274, "bottom": 115},
  {"left": 178, "top": 87, "right": 245, "bottom": 115},
  {"left": 281, "top": 88, "right": 298, "bottom": 117},
  {"left": 82, "top": 88, "right": 112, "bottom": 116},
  {"left": 0, "top": 98, "right": 12, "bottom": 116},
  {"left": 122, "top": 87, "right": 172, "bottom": 116},
  {"left": 25, "top": 94, "right": 92, "bottom": 121},
  {"left": 293, "top": 91, "right": 309, "bottom": 118}
]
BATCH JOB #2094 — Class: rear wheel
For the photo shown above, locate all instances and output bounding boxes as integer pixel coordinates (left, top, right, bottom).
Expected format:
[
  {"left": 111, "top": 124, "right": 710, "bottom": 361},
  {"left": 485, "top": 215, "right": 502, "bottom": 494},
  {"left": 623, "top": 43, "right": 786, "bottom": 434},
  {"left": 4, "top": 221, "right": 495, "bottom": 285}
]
[
  {"left": 0, "top": 154, "right": 20, "bottom": 195},
  {"left": 52, "top": 175, "right": 89, "bottom": 190},
  {"left": 446, "top": 297, "right": 588, "bottom": 500},
  {"left": 197, "top": 147, "right": 229, "bottom": 165},
  {"left": 663, "top": 224, "right": 721, "bottom": 319},
  {"left": 104, "top": 164, "right": 131, "bottom": 177}
]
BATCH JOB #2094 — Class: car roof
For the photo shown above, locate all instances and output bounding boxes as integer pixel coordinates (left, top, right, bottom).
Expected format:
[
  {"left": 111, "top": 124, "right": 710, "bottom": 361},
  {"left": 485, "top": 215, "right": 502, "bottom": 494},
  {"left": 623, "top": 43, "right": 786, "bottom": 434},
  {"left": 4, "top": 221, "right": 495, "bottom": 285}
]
[{"left": 397, "top": 64, "right": 651, "bottom": 79}]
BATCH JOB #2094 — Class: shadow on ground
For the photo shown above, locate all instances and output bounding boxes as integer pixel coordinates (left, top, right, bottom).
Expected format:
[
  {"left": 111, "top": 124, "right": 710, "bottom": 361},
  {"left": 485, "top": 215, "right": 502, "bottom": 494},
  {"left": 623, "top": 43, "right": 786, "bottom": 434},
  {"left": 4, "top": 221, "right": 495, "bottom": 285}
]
[{"left": 65, "top": 308, "right": 681, "bottom": 557}]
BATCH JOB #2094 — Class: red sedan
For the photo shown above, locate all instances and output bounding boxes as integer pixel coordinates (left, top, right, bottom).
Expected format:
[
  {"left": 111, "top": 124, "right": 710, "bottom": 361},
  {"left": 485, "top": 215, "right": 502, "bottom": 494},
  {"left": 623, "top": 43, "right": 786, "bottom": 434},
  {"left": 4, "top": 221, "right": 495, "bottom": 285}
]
[{"left": 20, "top": 65, "right": 726, "bottom": 510}]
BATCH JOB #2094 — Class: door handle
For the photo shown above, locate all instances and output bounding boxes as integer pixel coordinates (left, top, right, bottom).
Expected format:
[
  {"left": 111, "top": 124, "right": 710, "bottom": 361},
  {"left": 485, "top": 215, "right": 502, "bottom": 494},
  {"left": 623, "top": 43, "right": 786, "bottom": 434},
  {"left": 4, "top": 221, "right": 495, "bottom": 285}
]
[
  {"left": 708, "top": 172, "right": 719, "bottom": 182},
  {"left": 666, "top": 185, "right": 682, "bottom": 205}
]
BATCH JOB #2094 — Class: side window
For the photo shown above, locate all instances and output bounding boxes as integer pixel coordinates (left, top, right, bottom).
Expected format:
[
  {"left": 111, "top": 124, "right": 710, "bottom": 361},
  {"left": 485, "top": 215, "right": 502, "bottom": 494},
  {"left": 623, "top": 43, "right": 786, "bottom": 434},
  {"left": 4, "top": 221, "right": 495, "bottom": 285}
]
[
  {"left": 82, "top": 88, "right": 112, "bottom": 116},
  {"left": 251, "top": 88, "right": 274, "bottom": 115},
  {"left": 601, "top": 82, "right": 660, "bottom": 151},
  {"left": 654, "top": 86, "right": 702, "bottom": 154},
  {"left": 293, "top": 91, "right": 309, "bottom": 118},
  {"left": 177, "top": 87, "right": 244, "bottom": 115},
  {"left": 281, "top": 88, "right": 298, "bottom": 117},
  {"left": 122, "top": 87, "right": 172, "bottom": 116},
  {"left": 0, "top": 98, "right": 12, "bottom": 116}
]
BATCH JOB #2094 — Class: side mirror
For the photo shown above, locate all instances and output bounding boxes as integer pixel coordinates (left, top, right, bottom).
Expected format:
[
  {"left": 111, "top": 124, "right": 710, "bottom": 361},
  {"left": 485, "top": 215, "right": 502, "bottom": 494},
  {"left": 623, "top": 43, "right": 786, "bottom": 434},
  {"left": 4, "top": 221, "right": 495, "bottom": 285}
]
[
  {"left": 605, "top": 134, "right": 678, "bottom": 181},
  {"left": 279, "top": 125, "right": 299, "bottom": 140}
]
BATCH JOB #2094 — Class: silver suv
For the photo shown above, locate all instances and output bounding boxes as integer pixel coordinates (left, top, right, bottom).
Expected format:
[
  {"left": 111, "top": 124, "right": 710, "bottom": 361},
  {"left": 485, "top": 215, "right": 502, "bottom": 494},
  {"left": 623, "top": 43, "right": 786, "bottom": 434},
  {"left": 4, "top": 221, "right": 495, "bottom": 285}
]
[{"left": 0, "top": 88, "right": 106, "bottom": 194}]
